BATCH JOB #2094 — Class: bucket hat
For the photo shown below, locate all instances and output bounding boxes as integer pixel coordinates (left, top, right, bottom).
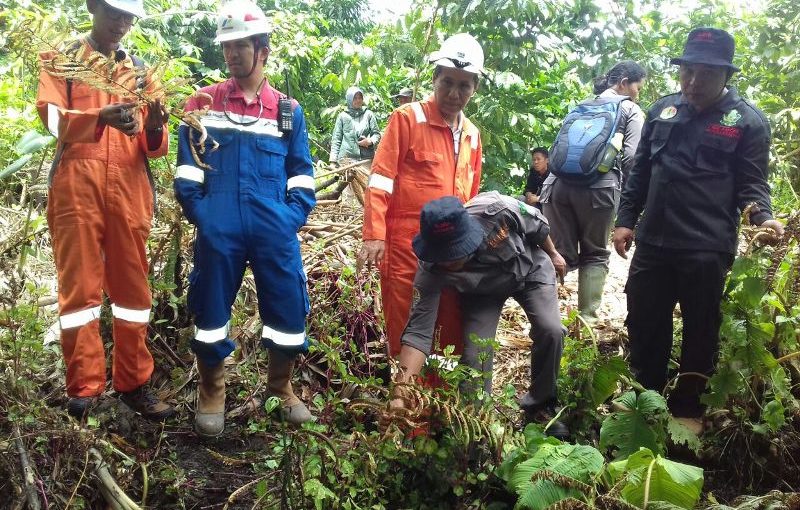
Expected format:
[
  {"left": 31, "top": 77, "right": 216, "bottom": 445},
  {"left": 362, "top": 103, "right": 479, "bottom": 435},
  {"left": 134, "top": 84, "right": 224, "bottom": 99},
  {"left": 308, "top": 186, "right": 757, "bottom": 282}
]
[
  {"left": 412, "top": 196, "right": 485, "bottom": 264},
  {"left": 670, "top": 27, "right": 739, "bottom": 71}
]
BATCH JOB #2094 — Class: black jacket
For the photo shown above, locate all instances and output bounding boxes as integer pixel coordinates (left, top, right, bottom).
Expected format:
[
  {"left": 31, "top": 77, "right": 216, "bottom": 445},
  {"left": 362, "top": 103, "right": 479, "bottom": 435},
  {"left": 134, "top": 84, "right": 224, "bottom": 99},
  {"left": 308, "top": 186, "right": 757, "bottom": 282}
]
[{"left": 616, "top": 89, "right": 773, "bottom": 254}]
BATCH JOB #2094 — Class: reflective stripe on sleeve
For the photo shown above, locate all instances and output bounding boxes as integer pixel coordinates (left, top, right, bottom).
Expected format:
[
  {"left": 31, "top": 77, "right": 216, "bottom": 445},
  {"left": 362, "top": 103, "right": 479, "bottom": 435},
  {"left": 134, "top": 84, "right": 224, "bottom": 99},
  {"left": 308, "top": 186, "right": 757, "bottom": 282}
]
[
  {"left": 195, "top": 323, "right": 229, "bottom": 343},
  {"left": 261, "top": 325, "right": 305, "bottom": 346},
  {"left": 59, "top": 305, "right": 102, "bottom": 329},
  {"left": 175, "top": 165, "right": 205, "bottom": 183},
  {"left": 287, "top": 175, "right": 315, "bottom": 190},
  {"left": 111, "top": 304, "right": 150, "bottom": 323},
  {"left": 47, "top": 103, "right": 60, "bottom": 137},
  {"left": 368, "top": 174, "right": 394, "bottom": 194},
  {"left": 410, "top": 102, "right": 426, "bottom": 124}
]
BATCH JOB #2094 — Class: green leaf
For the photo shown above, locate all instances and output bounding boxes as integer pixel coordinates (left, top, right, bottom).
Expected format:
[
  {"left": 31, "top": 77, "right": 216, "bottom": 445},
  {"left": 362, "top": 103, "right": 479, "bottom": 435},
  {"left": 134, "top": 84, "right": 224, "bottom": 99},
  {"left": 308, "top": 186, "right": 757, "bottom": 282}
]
[
  {"left": 15, "top": 130, "right": 54, "bottom": 155},
  {"left": 509, "top": 443, "right": 604, "bottom": 490},
  {"left": 515, "top": 479, "right": 574, "bottom": 510},
  {"left": 304, "top": 479, "right": 338, "bottom": 510},
  {"left": 0, "top": 154, "right": 33, "bottom": 180},
  {"left": 608, "top": 448, "right": 704, "bottom": 509},
  {"left": 741, "top": 276, "right": 766, "bottom": 308},
  {"left": 591, "top": 356, "right": 629, "bottom": 406},
  {"left": 666, "top": 417, "right": 702, "bottom": 455},
  {"left": 600, "top": 391, "right": 668, "bottom": 458},
  {"left": 760, "top": 399, "right": 786, "bottom": 431}
]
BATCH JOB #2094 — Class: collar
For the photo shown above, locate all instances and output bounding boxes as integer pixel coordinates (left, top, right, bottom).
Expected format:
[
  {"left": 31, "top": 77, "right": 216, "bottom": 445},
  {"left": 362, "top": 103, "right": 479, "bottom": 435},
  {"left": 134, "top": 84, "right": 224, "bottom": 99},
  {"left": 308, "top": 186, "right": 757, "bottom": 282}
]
[
  {"left": 226, "top": 78, "right": 277, "bottom": 110},
  {"left": 599, "top": 88, "right": 624, "bottom": 98},
  {"left": 423, "top": 97, "right": 472, "bottom": 133}
]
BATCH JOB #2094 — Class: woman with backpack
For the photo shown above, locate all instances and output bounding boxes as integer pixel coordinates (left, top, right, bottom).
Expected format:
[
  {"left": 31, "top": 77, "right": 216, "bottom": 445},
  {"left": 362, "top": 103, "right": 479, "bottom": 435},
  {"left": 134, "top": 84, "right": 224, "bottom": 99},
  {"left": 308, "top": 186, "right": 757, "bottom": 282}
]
[
  {"left": 330, "top": 86, "right": 381, "bottom": 165},
  {"left": 540, "top": 60, "right": 646, "bottom": 323}
]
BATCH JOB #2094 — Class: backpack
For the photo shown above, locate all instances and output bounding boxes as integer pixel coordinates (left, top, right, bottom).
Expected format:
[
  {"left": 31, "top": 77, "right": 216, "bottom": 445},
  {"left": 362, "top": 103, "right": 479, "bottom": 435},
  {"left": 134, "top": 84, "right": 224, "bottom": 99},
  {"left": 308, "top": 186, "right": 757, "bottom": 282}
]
[{"left": 548, "top": 95, "right": 628, "bottom": 186}]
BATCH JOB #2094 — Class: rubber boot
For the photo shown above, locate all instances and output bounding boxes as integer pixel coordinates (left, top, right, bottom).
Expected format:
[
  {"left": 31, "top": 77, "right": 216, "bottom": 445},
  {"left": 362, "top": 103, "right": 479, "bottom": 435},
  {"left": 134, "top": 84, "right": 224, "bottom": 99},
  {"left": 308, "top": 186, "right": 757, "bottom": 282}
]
[
  {"left": 578, "top": 265, "right": 608, "bottom": 323},
  {"left": 267, "top": 350, "right": 313, "bottom": 425},
  {"left": 195, "top": 360, "right": 226, "bottom": 437}
]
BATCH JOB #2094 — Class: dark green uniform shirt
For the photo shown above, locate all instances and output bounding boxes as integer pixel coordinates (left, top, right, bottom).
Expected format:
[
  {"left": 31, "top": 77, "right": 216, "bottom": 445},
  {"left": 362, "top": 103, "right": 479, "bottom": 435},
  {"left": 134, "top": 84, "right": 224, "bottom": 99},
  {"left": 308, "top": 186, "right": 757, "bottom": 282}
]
[{"left": 616, "top": 89, "right": 774, "bottom": 254}]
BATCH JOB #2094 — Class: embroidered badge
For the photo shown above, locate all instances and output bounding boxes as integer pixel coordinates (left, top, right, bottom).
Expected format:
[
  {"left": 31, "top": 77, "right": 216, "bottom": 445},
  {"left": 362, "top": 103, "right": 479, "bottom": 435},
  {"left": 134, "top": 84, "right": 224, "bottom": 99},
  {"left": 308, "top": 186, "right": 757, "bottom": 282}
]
[
  {"left": 412, "top": 287, "right": 421, "bottom": 306},
  {"left": 707, "top": 124, "right": 742, "bottom": 140},
  {"left": 487, "top": 220, "right": 510, "bottom": 249},
  {"left": 659, "top": 106, "right": 677, "bottom": 119},
  {"left": 720, "top": 109, "right": 742, "bottom": 127}
]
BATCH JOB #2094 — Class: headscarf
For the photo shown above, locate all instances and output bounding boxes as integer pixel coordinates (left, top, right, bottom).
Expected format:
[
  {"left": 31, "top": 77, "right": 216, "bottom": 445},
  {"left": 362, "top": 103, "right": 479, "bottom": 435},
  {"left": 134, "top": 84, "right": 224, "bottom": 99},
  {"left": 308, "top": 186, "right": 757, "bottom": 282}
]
[{"left": 345, "top": 86, "right": 365, "bottom": 117}]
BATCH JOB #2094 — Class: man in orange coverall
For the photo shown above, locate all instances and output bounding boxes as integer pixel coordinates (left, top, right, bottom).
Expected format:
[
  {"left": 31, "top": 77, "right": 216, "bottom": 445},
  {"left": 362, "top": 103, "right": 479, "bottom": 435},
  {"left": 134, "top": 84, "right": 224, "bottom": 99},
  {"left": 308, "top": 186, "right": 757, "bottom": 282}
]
[
  {"left": 36, "top": 0, "right": 173, "bottom": 421},
  {"left": 359, "top": 33, "right": 484, "bottom": 374}
]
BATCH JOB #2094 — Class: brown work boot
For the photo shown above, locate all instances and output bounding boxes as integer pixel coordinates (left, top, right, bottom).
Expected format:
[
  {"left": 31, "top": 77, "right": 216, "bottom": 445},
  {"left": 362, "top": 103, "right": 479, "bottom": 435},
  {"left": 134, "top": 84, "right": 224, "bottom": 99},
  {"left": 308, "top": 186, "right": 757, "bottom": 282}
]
[
  {"left": 119, "top": 385, "right": 175, "bottom": 422},
  {"left": 195, "top": 360, "right": 226, "bottom": 437},
  {"left": 267, "top": 350, "right": 313, "bottom": 425}
]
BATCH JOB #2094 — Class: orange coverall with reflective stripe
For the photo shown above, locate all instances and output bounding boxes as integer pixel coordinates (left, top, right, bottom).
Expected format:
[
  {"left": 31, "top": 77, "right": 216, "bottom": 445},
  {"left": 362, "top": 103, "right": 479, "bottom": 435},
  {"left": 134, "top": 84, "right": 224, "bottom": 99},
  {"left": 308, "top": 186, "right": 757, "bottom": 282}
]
[
  {"left": 363, "top": 98, "right": 482, "bottom": 357},
  {"left": 36, "top": 44, "right": 168, "bottom": 397}
]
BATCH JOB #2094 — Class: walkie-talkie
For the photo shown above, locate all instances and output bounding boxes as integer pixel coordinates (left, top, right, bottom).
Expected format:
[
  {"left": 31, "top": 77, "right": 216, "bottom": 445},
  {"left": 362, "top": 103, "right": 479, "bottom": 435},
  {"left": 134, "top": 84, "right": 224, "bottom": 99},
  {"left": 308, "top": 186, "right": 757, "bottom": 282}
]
[{"left": 278, "top": 70, "right": 293, "bottom": 133}]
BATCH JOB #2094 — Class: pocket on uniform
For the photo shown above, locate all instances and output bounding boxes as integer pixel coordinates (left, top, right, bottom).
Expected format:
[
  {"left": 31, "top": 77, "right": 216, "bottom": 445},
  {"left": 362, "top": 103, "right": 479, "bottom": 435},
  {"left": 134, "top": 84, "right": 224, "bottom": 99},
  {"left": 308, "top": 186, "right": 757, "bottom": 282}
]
[
  {"left": 255, "top": 136, "right": 288, "bottom": 179},
  {"left": 590, "top": 186, "right": 618, "bottom": 210},
  {"left": 695, "top": 134, "right": 736, "bottom": 177},
  {"left": 298, "top": 268, "right": 310, "bottom": 314},
  {"left": 407, "top": 150, "right": 444, "bottom": 187}
]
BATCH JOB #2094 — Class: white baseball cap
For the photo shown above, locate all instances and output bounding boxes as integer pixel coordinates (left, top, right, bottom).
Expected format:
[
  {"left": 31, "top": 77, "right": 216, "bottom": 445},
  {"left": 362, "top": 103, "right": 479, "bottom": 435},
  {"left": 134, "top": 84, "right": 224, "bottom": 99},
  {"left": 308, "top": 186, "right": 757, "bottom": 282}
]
[
  {"left": 103, "top": 0, "right": 145, "bottom": 18},
  {"left": 428, "top": 33, "right": 485, "bottom": 75}
]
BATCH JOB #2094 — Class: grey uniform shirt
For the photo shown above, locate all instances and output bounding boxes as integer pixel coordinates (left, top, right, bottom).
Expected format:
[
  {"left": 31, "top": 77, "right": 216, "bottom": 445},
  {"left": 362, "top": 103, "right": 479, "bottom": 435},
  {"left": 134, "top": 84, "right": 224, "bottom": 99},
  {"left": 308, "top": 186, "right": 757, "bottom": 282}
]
[{"left": 401, "top": 191, "right": 557, "bottom": 352}]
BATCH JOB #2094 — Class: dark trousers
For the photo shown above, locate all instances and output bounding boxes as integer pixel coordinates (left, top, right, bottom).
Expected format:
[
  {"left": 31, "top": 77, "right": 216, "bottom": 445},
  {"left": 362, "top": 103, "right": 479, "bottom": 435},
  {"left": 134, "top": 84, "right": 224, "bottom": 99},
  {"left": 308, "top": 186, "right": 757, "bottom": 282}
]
[
  {"left": 625, "top": 243, "right": 733, "bottom": 417},
  {"left": 459, "top": 282, "right": 565, "bottom": 409}
]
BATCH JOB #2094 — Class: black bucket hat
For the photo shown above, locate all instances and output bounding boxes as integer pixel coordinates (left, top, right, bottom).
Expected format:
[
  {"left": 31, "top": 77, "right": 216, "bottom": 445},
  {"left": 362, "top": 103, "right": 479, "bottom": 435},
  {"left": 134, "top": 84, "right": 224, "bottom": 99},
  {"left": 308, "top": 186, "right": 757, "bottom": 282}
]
[
  {"left": 412, "top": 196, "right": 485, "bottom": 264},
  {"left": 670, "top": 27, "right": 740, "bottom": 71}
]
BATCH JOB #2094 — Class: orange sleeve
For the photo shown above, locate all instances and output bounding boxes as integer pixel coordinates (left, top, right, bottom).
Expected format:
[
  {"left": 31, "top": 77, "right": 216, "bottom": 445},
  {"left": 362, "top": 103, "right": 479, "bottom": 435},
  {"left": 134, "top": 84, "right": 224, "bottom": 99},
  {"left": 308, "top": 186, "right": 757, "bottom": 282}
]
[
  {"left": 36, "top": 52, "right": 103, "bottom": 144},
  {"left": 362, "top": 108, "right": 411, "bottom": 240},
  {"left": 470, "top": 132, "right": 482, "bottom": 198},
  {"left": 136, "top": 102, "right": 169, "bottom": 159}
]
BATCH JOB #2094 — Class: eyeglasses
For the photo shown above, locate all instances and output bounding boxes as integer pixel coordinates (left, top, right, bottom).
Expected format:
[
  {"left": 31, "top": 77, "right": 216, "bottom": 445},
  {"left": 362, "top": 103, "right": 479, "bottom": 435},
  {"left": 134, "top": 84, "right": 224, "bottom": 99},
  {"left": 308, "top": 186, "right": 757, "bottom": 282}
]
[{"left": 101, "top": 2, "right": 137, "bottom": 25}]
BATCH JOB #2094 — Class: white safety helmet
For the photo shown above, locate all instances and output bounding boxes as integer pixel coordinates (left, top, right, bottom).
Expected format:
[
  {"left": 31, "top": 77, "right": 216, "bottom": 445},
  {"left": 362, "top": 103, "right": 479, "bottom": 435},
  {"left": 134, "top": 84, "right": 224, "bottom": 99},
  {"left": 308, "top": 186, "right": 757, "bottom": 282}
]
[
  {"left": 214, "top": 0, "right": 271, "bottom": 44},
  {"left": 428, "top": 33, "right": 484, "bottom": 75},
  {"left": 103, "top": 0, "right": 145, "bottom": 18}
]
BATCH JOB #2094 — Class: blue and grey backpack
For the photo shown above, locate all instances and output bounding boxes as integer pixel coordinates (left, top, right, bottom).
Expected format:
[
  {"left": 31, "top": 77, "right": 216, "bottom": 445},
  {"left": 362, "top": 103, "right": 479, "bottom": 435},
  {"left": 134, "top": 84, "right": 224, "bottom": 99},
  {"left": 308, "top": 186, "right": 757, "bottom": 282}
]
[{"left": 548, "top": 96, "right": 628, "bottom": 185}]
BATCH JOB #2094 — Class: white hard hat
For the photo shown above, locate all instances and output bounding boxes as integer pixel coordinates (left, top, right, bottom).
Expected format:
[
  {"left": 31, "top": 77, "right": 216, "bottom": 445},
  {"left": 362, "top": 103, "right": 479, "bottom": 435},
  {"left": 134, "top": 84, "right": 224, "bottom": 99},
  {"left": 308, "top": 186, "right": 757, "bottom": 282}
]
[
  {"left": 104, "top": 0, "right": 145, "bottom": 18},
  {"left": 214, "top": 0, "right": 271, "bottom": 44},
  {"left": 428, "top": 33, "right": 484, "bottom": 75}
]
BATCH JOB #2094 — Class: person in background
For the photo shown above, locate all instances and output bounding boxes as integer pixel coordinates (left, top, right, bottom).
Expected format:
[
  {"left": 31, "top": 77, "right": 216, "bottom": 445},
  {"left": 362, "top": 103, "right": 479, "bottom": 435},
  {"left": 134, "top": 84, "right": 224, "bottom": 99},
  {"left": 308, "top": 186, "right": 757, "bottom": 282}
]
[
  {"left": 613, "top": 28, "right": 783, "bottom": 434},
  {"left": 174, "top": 0, "right": 316, "bottom": 436},
  {"left": 330, "top": 86, "right": 381, "bottom": 165},
  {"left": 523, "top": 147, "right": 549, "bottom": 208},
  {"left": 392, "top": 87, "right": 414, "bottom": 106},
  {"left": 392, "top": 193, "right": 569, "bottom": 438},
  {"left": 359, "top": 33, "right": 484, "bottom": 370},
  {"left": 541, "top": 60, "right": 646, "bottom": 323},
  {"left": 35, "top": 0, "right": 172, "bottom": 421}
]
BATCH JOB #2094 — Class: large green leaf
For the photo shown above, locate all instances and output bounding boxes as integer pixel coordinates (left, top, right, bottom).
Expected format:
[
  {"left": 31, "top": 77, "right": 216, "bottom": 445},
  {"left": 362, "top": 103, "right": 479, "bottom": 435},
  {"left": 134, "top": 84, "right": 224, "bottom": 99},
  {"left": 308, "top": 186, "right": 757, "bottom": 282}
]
[
  {"left": 515, "top": 479, "right": 576, "bottom": 510},
  {"left": 15, "top": 129, "right": 54, "bottom": 155},
  {"left": 607, "top": 448, "right": 704, "bottom": 509},
  {"left": 0, "top": 154, "right": 33, "bottom": 180},
  {"left": 590, "top": 355, "right": 629, "bottom": 406},
  {"left": 666, "top": 417, "right": 702, "bottom": 455},
  {"left": 599, "top": 391, "right": 669, "bottom": 458},
  {"left": 509, "top": 443, "right": 604, "bottom": 489}
]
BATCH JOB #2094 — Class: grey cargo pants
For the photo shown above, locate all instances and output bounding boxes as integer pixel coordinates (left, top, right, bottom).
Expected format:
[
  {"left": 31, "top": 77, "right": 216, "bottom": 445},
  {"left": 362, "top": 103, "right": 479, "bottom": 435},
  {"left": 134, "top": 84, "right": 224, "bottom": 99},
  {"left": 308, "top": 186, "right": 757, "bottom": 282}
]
[
  {"left": 459, "top": 282, "right": 564, "bottom": 408},
  {"left": 541, "top": 174, "right": 620, "bottom": 271}
]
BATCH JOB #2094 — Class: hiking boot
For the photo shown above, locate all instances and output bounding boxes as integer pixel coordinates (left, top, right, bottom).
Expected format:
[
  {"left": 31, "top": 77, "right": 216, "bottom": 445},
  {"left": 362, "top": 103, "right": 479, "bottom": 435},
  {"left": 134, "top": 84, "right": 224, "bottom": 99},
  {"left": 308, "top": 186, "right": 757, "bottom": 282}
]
[
  {"left": 523, "top": 403, "right": 570, "bottom": 440},
  {"left": 267, "top": 350, "right": 314, "bottom": 426},
  {"left": 195, "top": 359, "right": 226, "bottom": 437},
  {"left": 120, "top": 385, "right": 175, "bottom": 422},
  {"left": 578, "top": 265, "right": 608, "bottom": 323},
  {"left": 67, "top": 396, "right": 98, "bottom": 419}
]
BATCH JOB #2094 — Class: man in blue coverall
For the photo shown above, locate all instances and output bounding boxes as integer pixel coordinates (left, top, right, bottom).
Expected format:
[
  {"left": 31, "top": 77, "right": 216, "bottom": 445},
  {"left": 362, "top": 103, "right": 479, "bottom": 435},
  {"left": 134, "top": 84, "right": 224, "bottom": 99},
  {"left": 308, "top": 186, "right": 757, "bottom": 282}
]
[{"left": 174, "top": 0, "right": 316, "bottom": 436}]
